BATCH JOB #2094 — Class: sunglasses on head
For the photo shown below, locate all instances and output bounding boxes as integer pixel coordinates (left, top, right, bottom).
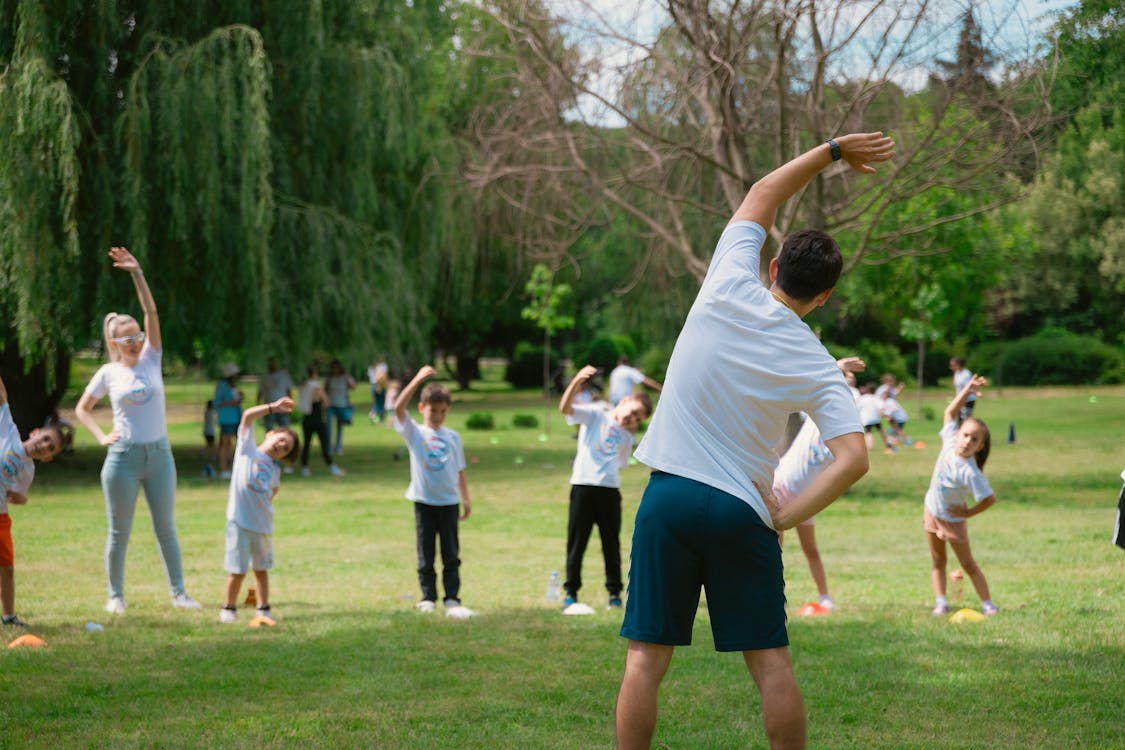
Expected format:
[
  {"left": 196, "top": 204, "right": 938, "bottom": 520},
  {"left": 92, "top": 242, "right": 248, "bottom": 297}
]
[{"left": 112, "top": 332, "right": 146, "bottom": 345}]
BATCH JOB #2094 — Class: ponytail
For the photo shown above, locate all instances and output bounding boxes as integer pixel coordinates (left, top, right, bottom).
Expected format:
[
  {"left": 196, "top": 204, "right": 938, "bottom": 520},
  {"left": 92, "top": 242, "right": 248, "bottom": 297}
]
[{"left": 103, "top": 313, "right": 120, "bottom": 363}]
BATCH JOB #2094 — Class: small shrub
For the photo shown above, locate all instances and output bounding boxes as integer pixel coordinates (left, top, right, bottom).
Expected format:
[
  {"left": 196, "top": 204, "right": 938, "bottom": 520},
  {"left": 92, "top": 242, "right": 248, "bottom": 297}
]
[
  {"left": 505, "top": 342, "right": 560, "bottom": 389},
  {"left": 994, "top": 330, "right": 1125, "bottom": 385},
  {"left": 827, "top": 339, "right": 908, "bottom": 386},
  {"left": 638, "top": 342, "right": 674, "bottom": 385},
  {"left": 583, "top": 335, "right": 636, "bottom": 372},
  {"left": 465, "top": 412, "right": 495, "bottom": 430},
  {"left": 512, "top": 413, "right": 539, "bottom": 428}
]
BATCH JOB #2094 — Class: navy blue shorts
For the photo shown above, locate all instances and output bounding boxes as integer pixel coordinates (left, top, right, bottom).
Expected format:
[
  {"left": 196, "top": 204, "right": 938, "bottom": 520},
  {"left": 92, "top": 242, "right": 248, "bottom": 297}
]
[{"left": 620, "top": 471, "right": 788, "bottom": 652}]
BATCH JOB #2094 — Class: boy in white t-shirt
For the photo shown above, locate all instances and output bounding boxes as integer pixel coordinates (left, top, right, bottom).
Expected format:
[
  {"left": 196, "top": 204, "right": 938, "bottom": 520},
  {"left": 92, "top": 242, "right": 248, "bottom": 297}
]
[
  {"left": 559, "top": 365, "right": 652, "bottom": 611},
  {"left": 950, "top": 357, "right": 976, "bottom": 423},
  {"left": 219, "top": 397, "right": 300, "bottom": 624},
  {"left": 0, "top": 374, "right": 73, "bottom": 627},
  {"left": 394, "top": 366, "right": 475, "bottom": 619}
]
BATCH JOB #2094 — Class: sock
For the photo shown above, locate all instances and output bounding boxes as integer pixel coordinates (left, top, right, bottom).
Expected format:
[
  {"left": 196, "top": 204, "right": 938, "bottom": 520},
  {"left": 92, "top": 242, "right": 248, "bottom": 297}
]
[
  {"left": 935, "top": 595, "right": 948, "bottom": 608},
  {"left": 222, "top": 605, "right": 237, "bottom": 611}
]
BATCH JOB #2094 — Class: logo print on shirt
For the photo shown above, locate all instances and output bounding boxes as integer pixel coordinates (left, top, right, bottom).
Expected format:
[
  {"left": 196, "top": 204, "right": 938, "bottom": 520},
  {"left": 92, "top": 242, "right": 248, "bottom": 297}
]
[
  {"left": 599, "top": 422, "right": 624, "bottom": 457},
  {"left": 124, "top": 375, "right": 154, "bottom": 406},
  {"left": 1, "top": 449, "right": 24, "bottom": 488},
  {"left": 246, "top": 457, "right": 274, "bottom": 494},
  {"left": 805, "top": 442, "right": 830, "bottom": 468},
  {"left": 423, "top": 435, "right": 451, "bottom": 472}
]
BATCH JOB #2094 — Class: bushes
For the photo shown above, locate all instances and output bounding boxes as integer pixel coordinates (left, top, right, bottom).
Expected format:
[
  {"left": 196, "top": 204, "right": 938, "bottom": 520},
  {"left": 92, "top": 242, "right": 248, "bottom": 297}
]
[
  {"left": 827, "top": 339, "right": 909, "bottom": 386},
  {"left": 987, "top": 330, "right": 1125, "bottom": 385},
  {"left": 512, "top": 413, "right": 539, "bottom": 428},
  {"left": 582, "top": 335, "right": 636, "bottom": 372},
  {"left": 465, "top": 412, "right": 495, "bottom": 430},
  {"left": 505, "top": 342, "right": 560, "bottom": 389}
]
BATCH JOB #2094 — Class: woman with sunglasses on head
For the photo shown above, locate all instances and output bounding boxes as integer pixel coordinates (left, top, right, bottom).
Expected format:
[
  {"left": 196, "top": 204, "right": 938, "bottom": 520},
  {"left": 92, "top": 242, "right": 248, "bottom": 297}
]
[{"left": 75, "top": 247, "right": 202, "bottom": 615}]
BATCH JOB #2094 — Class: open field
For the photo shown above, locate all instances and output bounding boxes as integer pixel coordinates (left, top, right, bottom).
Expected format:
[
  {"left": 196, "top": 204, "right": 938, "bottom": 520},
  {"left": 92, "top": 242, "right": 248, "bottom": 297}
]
[{"left": 3, "top": 376, "right": 1124, "bottom": 749}]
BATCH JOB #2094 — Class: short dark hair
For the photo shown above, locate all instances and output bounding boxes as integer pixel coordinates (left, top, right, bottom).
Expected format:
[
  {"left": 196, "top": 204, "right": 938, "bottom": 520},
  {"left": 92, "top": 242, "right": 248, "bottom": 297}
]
[
  {"left": 776, "top": 229, "right": 843, "bottom": 301},
  {"left": 420, "top": 383, "right": 452, "bottom": 406},
  {"left": 627, "top": 392, "right": 654, "bottom": 420}
]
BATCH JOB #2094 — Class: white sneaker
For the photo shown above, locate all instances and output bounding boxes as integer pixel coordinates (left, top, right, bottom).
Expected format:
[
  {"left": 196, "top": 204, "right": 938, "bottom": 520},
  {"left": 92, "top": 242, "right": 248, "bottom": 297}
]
[
  {"left": 255, "top": 607, "right": 274, "bottom": 621},
  {"left": 105, "top": 597, "right": 126, "bottom": 615},
  {"left": 172, "top": 593, "right": 203, "bottom": 610},
  {"left": 219, "top": 607, "right": 237, "bottom": 624},
  {"left": 445, "top": 604, "right": 476, "bottom": 620},
  {"left": 282, "top": 465, "right": 294, "bottom": 474},
  {"left": 819, "top": 595, "right": 836, "bottom": 611},
  {"left": 220, "top": 470, "right": 232, "bottom": 479},
  {"left": 301, "top": 466, "right": 311, "bottom": 477},
  {"left": 329, "top": 464, "right": 346, "bottom": 477},
  {"left": 415, "top": 600, "right": 436, "bottom": 613}
]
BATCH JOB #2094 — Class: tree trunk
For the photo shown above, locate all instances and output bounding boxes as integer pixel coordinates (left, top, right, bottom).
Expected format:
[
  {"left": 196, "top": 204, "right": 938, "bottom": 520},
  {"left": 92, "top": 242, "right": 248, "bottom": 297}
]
[
  {"left": 0, "top": 342, "right": 71, "bottom": 439},
  {"left": 543, "top": 329, "right": 551, "bottom": 435},
  {"left": 916, "top": 338, "right": 925, "bottom": 421}
]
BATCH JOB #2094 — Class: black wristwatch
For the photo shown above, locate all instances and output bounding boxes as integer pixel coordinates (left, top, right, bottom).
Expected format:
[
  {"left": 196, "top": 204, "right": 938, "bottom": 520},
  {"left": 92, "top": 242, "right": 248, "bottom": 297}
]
[{"left": 826, "top": 138, "right": 842, "bottom": 161}]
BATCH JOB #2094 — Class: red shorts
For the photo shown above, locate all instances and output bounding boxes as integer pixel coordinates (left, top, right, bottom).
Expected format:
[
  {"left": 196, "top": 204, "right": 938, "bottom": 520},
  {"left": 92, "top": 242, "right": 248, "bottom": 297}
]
[{"left": 0, "top": 513, "right": 13, "bottom": 567}]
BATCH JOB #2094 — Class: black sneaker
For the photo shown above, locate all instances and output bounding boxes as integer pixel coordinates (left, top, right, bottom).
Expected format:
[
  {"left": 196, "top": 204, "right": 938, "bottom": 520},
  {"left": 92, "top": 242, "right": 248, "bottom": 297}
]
[
  {"left": 608, "top": 596, "right": 623, "bottom": 609},
  {"left": 2, "top": 615, "right": 28, "bottom": 627}
]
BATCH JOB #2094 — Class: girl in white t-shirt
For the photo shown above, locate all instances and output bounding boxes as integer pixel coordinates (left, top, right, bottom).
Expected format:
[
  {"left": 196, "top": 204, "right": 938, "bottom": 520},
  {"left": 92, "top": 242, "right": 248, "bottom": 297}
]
[
  {"left": 923, "top": 373, "right": 997, "bottom": 617},
  {"left": 74, "top": 247, "right": 202, "bottom": 615}
]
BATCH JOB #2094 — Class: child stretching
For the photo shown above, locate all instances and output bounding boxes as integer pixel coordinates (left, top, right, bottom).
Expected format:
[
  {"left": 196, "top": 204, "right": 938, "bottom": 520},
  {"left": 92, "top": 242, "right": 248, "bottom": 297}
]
[
  {"left": 394, "top": 366, "right": 475, "bottom": 619},
  {"left": 219, "top": 396, "right": 300, "bottom": 624},
  {"left": 559, "top": 364, "right": 652, "bottom": 610},
  {"left": 0, "top": 374, "right": 74, "bottom": 627},
  {"left": 924, "top": 374, "right": 997, "bottom": 616},
  {"left": 772, "top": 357, "right": 866, "bottom": 611}
]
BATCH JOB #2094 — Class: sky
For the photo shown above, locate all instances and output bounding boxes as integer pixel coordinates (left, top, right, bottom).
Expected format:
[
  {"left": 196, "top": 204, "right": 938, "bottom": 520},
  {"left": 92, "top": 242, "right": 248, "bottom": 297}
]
[{"left": 547, "top": 0, "right": 1080, "bottom": 126}]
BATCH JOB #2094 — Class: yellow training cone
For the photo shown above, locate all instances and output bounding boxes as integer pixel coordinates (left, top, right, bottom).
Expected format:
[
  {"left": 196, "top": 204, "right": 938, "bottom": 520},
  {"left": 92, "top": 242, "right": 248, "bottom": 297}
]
[
  {"left": 8, "top": 634, "right": 47, "bottom": 648},
  {"left": 949, "top": 608, "right": 986, "bottom": 624}
]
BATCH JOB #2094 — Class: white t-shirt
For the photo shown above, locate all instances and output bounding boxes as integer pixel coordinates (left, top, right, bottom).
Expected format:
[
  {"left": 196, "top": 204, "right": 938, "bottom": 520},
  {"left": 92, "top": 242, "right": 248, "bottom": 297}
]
[
  {"left": 0, "top": 403, "right": 34, "bottom": 514},
  {"left": 297, "top": 379, "right": 321, "bottom": 415},
  {"left": 567, "top": 403, "right": 634, "bottom": 488},
  {"left": 882, "top": 396, "right": 908, "bottom": 424},
  {"left": 368, "top": 362, "right": 388, "bottom": 388},
  {"left": 260, "top": 369, "right": 294, "bottom": 402},
  {"left": 226, "top": 424, "right": 279, "bottom": 533},
  {"left": 953, "top": 368, "right": 976, "bottom": 403},
  {"left": 856, "top": 394, "right": 884, "bottom": 426},
  {"left": 924, "top": 421, "right": 993, "bottom": 522},
  {"left": 84, "top": 343, "right": 167, "bottom": 443},
  {"left": 634, "top": 221, "right": 862, "bottom": 530},
  {"left": 772, "top": 414, "right": 834, "bottom": 502},
  {"left": 394, "top": 415, "right": 466, "bottom": 506},
  {"left": 608, "top": 365, "right": 646, "bottom": 405}
]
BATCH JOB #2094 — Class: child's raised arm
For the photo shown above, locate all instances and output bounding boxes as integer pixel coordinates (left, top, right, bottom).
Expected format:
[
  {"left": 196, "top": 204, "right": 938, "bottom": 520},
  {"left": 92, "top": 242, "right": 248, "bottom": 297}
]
[
  {"left": 945, "top": 374, "right": 987, "bottom": 424},
  {"left": 559, "top": 365, "right": 598, "bottom": 416},
  {"left": 395, "top": 365, "right": 436, "bottom": 422},
  {"left": 240, "top": 397, "right": 294, "bottom": 431}
]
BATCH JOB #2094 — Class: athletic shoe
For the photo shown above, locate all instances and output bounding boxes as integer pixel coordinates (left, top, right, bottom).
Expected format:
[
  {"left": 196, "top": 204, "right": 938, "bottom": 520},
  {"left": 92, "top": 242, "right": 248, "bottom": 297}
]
[
  {"left": 415, "top": 600, "right": 436, "bottom": 614},
  {"left": 105, "top": 597, "right": 127, "bottom": 615},
  {"left": 563, "top": 595, "right": 577, "bottom": 608},
  {"left": 445, "top": 604, "right": 476, "bottom": 620},
  {"left": 819, "top": 595, "right": 836, "bottom": 611},
  {"left": 301, "top": 466, "right": 311, "bottom": 477},
  {"left": 608, "top": 596, "right": 623, "bottom": 609},
  {"left": 329, "top": 464, "right": 346, "bottom": 477},
  {"left": 931, "top": 602, "right": 949, "bottom": 616},
  {"left": 2, "top": 614, "right": 28, "bottom": 627},
  {"left": 172, "top": 593, "right": 203, "bottom": 610},
  {"left": 282, "top": 465, "right": 293, "bottom": 474},
  {"left": 220, "top": 470, "right": 232, "bottom": 479},
  {"left": 982, "top": 601, "right": 999, "bottom": 616},
  {"left": 254, "top": 606, "right": 274, "bottom": 622},
  {"left": 219, "top": 607, "right": 237, "bottom": 624}
]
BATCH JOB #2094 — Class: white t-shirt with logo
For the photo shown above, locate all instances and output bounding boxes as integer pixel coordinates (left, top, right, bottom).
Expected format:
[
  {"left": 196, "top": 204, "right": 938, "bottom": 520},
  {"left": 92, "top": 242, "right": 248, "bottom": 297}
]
[
  {"left": 924, "top": 421, "right": 993, "bottom": 523},
  {"left": 394, "top": 415, "right": 466, "bottom": 507},
  {"left": 634, "top": 221, "right": 862, "bottom": 530},
  {"left": 226, "top": 424, "right": 280, "bottom": 534},
  {"left": 568, "top": 403, "right": 634, "bottom": 488},
  {"left": 84, "top": 342, "right": 167, "bottom": 443},
  {"left": 772, "top": 414, "right": 834, "bottom": 502},
  {"left": 0, "top": 403, "right": 34, "bottom": 514}
]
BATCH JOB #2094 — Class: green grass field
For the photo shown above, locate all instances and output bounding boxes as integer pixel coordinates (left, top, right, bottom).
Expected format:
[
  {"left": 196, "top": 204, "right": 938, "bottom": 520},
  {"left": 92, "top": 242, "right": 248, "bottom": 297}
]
[{"left": 2, "top": 374, "right": 1124, "bottom": 749}]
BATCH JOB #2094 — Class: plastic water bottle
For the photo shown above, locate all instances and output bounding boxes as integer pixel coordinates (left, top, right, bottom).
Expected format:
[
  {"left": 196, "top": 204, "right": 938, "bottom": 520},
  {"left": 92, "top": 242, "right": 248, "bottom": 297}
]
[{"left": 546, "top": 570, "right": 561, "bottom": 602}]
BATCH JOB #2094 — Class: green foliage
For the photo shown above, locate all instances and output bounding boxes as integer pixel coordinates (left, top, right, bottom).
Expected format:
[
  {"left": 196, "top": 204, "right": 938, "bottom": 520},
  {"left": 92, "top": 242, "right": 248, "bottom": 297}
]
[
  {"left": 465, "top": 411, "right": 495, "bottom": 430},
  {"left": 904, "top": 342, "right": 955, "bottom": 387},
  {"left": 505, "top": 342, "right": 559, "bottom": 389},
  {"left": 582, "top": 335, "right": 635, "bottom": 372},
  {"left": 511, "top": 413, "right": 538, "bottom": 428},
  {"left": 521, "top": 264, "right": 574, "bottom": 336},
  {"left": 993, "top": 329, "right": 1125, "bottom": 385},
  {"left": 638, "top": 342, "right": 673, "bottom": 385},
  {"left": 828, "top": 340, "right": 909, "bottom": 385}
]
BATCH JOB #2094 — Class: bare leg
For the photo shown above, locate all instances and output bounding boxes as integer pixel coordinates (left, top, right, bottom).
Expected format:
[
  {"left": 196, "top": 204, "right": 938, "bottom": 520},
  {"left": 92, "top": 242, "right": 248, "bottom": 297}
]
[
  {"left": 927, "top": 532, "right": 947, "bottom": 599},
  {"left": 1, "top": 566, "right": 14, "bottom": 617},
  {"left": 252, "top": 570, "right": 269, "bottom": 608},
  {"left": 796, "top": 525, "right": 829, "bottom": 599},
  {"left": 224, "top": 573, "right": 245, "bottom": 607},
  {"left": 949, "top": 540, "right": 991, "bottom": 603},
  {"left": 744, "top": 646, "right": 807, "bottom": 750},
  {"left": 616, "top": 640, "right": 674, "bottom": 749}
]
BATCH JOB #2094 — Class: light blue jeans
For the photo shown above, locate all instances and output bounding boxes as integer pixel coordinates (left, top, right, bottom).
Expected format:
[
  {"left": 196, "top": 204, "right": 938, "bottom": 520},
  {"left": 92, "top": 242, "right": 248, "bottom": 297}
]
[{"left": 100, "top": 438, "right": 186, "bottom": 599}]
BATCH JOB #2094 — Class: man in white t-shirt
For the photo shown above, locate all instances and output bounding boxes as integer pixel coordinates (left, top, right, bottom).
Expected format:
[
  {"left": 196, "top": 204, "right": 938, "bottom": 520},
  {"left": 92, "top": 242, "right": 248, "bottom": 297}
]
[
  {"left": 558, "top": 365, "right": 652, "bottom": 611},
  {"left": 616, "top": 131, "right": 893, "bottom": 750},
  {"left": 950, "top": 357, "right": 976, "bottom": 423},
  {"left": 608, "top": 357, "right": 662, "bottom": 406},
  {"left": 258, "top": 358, "right": 294, "bottom": 430}
]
